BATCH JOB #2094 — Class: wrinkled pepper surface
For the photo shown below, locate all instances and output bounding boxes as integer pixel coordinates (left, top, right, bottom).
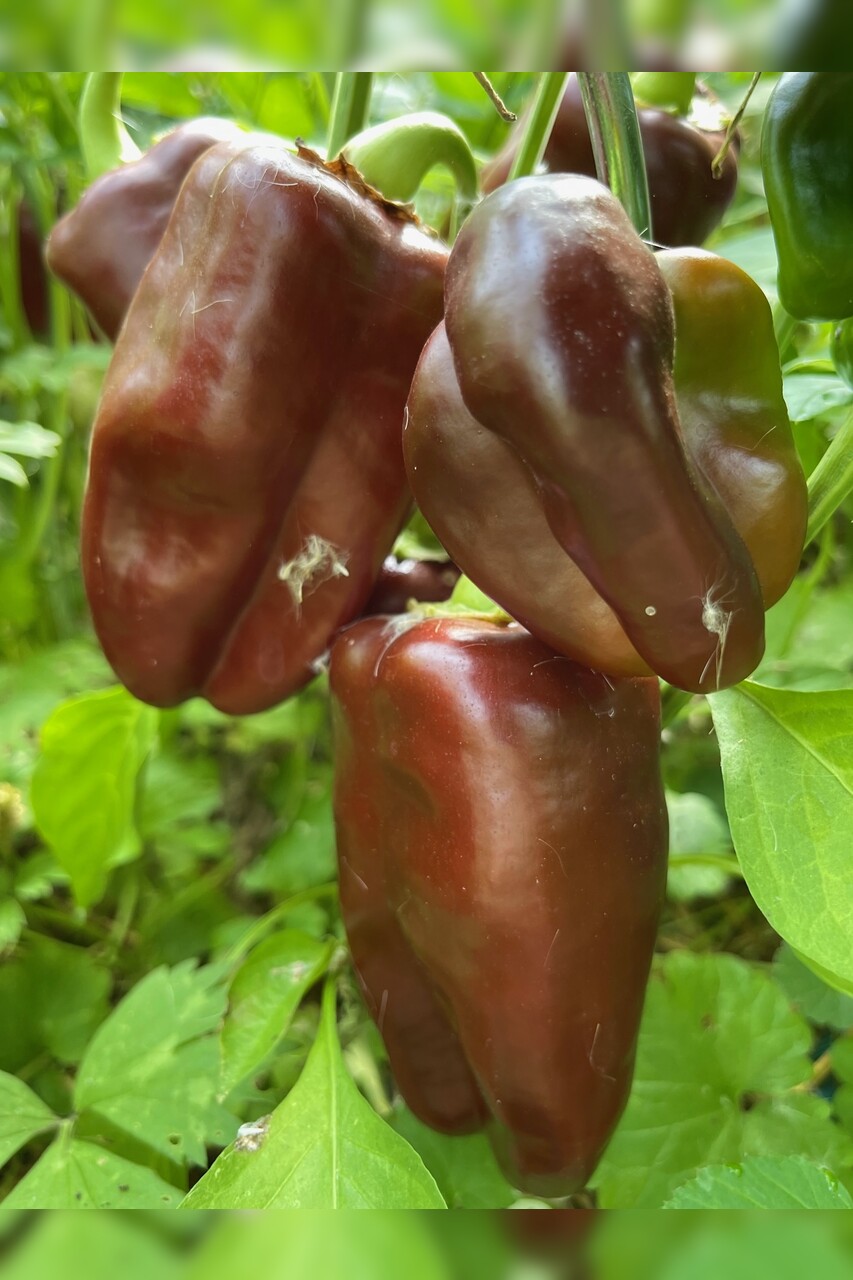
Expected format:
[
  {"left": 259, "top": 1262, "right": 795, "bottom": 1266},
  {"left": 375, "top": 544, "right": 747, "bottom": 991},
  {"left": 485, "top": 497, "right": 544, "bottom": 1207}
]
[
  {"left": 331, "top": 615, "right": 667, "bottom": 1196},
  {"left": 47, "top": 118, "right": 245, "bottom": 338},
  {"left": 481, "top": 74, "right": 738, "bottom": 248},
  {"left": 762, "top": 73, "right": 853, "bottom": 322},
  {"left": 414, "top": 176, "right": 767, "bottom": 693},
  {"left": 82, "top": 139, "right": 447, "bottom": 714}
]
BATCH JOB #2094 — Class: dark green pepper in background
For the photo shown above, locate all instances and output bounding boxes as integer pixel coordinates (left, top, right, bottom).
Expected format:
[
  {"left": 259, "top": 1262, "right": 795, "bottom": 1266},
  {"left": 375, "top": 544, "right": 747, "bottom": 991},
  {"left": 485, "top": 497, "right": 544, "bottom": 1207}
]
[{"left": 762, "top": 73, "right": 853, "bottom": 321}]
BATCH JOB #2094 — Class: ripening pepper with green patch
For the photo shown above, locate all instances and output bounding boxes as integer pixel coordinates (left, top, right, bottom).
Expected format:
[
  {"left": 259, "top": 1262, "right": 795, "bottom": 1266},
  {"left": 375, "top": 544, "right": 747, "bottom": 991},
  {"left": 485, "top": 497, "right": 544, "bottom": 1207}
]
[
  {"left": 330, "top": 614, "right": 667, "bottom": 1197},
  {"left": 405, "top": 231, "right": 806, "bottom": 689},
  {"left": 406, "top": 175, "right": 781, "bottom": 694},
  {"left": 82, "top": 139, "right": 447, "bottom": 714}
]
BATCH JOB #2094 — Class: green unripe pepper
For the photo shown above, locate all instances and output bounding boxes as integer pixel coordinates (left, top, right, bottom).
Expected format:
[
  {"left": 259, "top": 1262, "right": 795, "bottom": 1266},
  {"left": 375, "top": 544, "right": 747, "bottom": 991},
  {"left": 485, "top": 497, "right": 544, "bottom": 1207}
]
[{"left": 762, "top": 73, "right": 853, "bottom": 321}]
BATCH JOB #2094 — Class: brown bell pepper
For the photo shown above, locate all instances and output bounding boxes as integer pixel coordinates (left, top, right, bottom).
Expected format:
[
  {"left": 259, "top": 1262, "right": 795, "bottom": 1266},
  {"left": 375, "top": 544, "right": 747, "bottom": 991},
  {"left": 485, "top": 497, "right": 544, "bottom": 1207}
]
[
  {"left": 423, "top": 175, "right": 765, "bottom": 693},
  {"left": 405, "top": 245, "right": 804, "bottom": 684},
  {"left": 82, "top": 140, "right": 447, "bottom": 714},
  {"left": 46, "top": 118, "right": 245, "bottom": 339},
  {"left": 331, "top": 614, "right": 667, "bottom": 1196}
]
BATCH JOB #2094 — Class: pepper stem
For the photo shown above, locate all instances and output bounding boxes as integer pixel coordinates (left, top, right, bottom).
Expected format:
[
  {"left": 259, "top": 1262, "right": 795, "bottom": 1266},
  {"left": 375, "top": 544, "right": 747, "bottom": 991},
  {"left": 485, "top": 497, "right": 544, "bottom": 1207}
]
[
  {"left": 506, "top": 73, "right": 569, "bottom": 184},
  {"left": 78, "top": 73, "right": 140, "bottom": 181},
  {"left": 327, "top": 73, "right": 374, "bottom": 159},
  {"left": 805, "top": 405, "right": 853, "bottom": 545},
  {"left": 577, "top": 73, "right": 652, "bottom": 242}
]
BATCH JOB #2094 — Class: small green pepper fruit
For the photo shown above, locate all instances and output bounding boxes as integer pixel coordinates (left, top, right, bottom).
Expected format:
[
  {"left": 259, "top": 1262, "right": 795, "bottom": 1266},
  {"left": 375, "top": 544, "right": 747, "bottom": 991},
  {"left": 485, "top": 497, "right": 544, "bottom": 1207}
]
[{"left": 762, "top": 73, "right": 853, "bottom": 322}]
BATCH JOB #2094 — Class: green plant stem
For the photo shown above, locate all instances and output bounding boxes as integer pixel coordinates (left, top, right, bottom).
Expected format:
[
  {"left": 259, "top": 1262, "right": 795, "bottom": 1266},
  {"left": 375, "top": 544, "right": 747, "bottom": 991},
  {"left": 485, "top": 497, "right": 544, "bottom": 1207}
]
[
  {"left": 221, "top": 882, "right": 339, "bottom": 972},
  {"left": 669, "top": 853, "right": 743, "bottom": 879},
  {"left": 805, "top": 405, "right": 853, "bottom": 544},
  {"left": 79, "top": 74, "right": 139, "bottom": 180},
  {"left": 326, "top": 73, "right": 373, "bottom": 159},
  {"left": 774, "top": 521, "right": 835, "bottom": 660},
  {"left": 14, "top": 168, "right": 72, "bottom": 571},
  {"left": 660, "top": 685, "right": 695, "bottom": 729},
  {"left": 577, "top": 73, "right": 651, "bottom": 240},
  {"left": 507, "top": 72, "right": 568, "bottom": 183},
  {"left": 773, "top": 303, "right": 798, "bottom": 357}
]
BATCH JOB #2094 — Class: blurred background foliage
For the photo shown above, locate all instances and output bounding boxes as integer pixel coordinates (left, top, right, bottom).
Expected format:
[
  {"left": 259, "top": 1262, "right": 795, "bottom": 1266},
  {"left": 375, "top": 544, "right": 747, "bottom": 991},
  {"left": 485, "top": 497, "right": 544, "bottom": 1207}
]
[{"left": 1, "top": 0, "right": 852, "bottom": 71}]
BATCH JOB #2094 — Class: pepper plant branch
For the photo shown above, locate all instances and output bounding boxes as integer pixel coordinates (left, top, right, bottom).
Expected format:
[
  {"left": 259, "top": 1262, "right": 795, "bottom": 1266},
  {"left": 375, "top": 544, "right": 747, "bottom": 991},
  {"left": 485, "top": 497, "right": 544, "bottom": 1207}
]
[
  {"left": 805, "top": 405, "right": 853, "bottom": 544},
  {"left": 78, "top": 73, "right": 139, "bottom": 181},
  {"left": 326, "top": 73, "right": 374, "bottom": 159},
  {"left": 506, "top": 72, "right": 568, "bottom": 183},
  {"left": 472, "top": 73, "right": 516, "bottom": 122},
  {"left": 712, "top": 73, "right": 761, "bottom": 178},
  {"left": 577, "top": 72, "right": 651, "bottom": 241}
]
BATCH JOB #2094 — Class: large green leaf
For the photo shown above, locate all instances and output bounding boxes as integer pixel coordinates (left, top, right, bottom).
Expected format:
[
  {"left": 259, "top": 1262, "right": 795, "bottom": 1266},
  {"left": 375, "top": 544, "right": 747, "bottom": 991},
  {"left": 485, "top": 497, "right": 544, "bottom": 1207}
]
[
  {"left": 3, "top": 1129, "right": 182, "bottom": 1208},
  {"left": 30, "top": 687, "right": 159, "bottom": 905},
  {"left": 390, "top": 1104, "right": 515, "bottom": 1208},
  {"left": 220, "top": 929, "right": 334, "bottom": 1094},
  {"left": 592, "top": 952, "right": 853, "bottom": 1207},
  {"left": 182, "top": 981, "right": 446, "bottom": 1208},
  {"left": 0, "top": 934, "right": 111, "bottom": 1071},
  {"left": 709, "top": 682, "right": 853, "bottom": 990},
  {"left": 663, "top": 1155, "right": 853, "bottom": 1208},
  {"left": 74, "top": 962, "right": 237, "bottom": 1166},
  {"left": 183, "top": 1210, "right": 450, "bottom": 1280},
  {"left": 0, "top": 1070, "right": 57, "bottom": 1165},
  {"left": 0, "top": 1211, "right": 183, "bottom": 1280},
  {"left": 773, "top": 944, "right": 853, "bottom": 1031}
]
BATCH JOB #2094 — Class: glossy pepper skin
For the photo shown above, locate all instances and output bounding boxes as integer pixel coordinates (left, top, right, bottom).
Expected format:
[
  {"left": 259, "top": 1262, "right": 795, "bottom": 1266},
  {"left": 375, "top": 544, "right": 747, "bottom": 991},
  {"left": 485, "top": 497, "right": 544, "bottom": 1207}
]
[
  {"left": 83, "top": 140, "right": 447, "bottom": 714},
  {"left": 406, "top": 247, "right": 803, "bottom": 682},
  {"left": 762, "top": 74, "right": 853, "bottom": 322},
  {"left": 363, "top": 556, "right": 459, "bottom": 616},
  {"left": 17, "top": 202, "right": 49, "bottom": 337},
  {"left": 481, "top": 75, "right": 738, "bottom": 249},
  {"left": 434, "top": 176, "right": 765, "bottom": 693},
  {"left": 46, "top": 118, "right": 245, "bottom": 339},
  {"left": 331, "top": 615, "right": 667, "bottom": 1196}
]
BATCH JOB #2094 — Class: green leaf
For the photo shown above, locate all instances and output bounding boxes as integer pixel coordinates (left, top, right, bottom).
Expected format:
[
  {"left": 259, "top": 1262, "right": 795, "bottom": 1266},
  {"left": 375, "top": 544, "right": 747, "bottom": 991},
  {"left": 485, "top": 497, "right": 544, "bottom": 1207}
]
[
  {"left": 666, "top": 790, "right": 734, "bottom": 901},
  {"left": 240, "top": 779, "right": 336, "bottom": 896},
  {"left": 221, "top": 930, "right": 334, "bottom": 1093},
  {"left": 0, "top": 419, "right": 61, "bottom": 459},
  {"left": 0, "top": 897, "right": 25, "bottom": 949},
  {"left": 0, "top": 454, "right": 28, "bottom": 487},
  {"left": 74, "top": 962, "right": 237, "bottom": 1167},
  {"left": 183, "top": 1208, "right": 451, "bottom": 1280},
  {"left": 0, "top": 1070, "right": 57, "bottom": 1165},
  {"left": 390, "top": 1104, "right": 515, "bottom": 1208},
  {"left": 653, "top": 1214, "right": 853, "bottom": 1280},
  {"left": 663, "top": 1155, "right": 853, "bottom": 1208},
  {"left": 30, "top": 687, "right": 159, "bottom": 905},
  {"left": 773, "top": 944, "right": 853, "bottom": 1030},
  {"left": 783, "top": 373, "right": 853, "bottom": 423},
  {"left": 830, "top": 1037, "right": 853, "bottom": 1139},
  {"left": 182, "top": 981, "right": 446, "bottom": 1208},
  {"left": 0, "top": 639, "right": 113, "bottom": 784},
  {"left": 592, "top": 951, "right": 853, "bottom": 1208},
  {"left": 718, "top": 226, "right": 778, "bottom": 295},
  {"left": 0, "top": 935, "right": 111, "bottom": 1071},
  {"left": 0, "top": 1212, "right": 183, "bottom": 1280},
  {"left": 3, "top": 1131, "right": 182, "bottom": 1208},
  {"left": 709, "top": 682, "right": 853, "bottom": 990}
]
